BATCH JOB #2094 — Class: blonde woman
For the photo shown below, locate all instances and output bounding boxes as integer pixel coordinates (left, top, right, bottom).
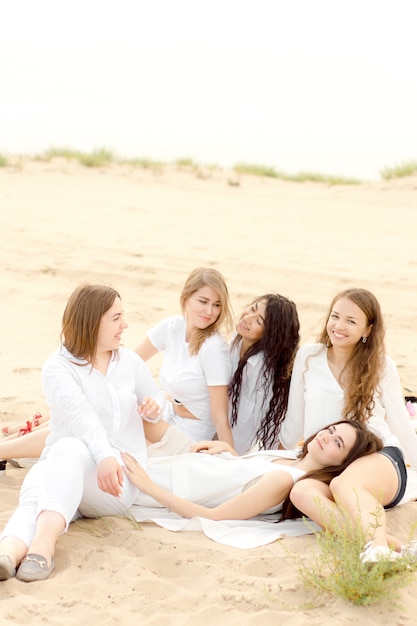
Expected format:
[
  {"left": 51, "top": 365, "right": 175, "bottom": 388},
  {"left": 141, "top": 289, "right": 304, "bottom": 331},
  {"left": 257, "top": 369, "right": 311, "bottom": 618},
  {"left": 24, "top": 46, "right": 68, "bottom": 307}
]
[{"left": 137, "top": 267, "right": 235, "bottom": 445}]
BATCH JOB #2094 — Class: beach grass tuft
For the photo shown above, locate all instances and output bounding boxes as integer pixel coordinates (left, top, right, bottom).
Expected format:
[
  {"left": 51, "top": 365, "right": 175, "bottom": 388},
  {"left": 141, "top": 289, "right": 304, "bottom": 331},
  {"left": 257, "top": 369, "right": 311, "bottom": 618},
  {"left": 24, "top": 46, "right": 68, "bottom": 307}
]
[
  {"left": 12, "top": 147, "right": 417, "bottom": 184},
  {"left": 37, "top": 147, "right": 115, "bottom": 167},
  {"left": 0, "top": 153, "right": 9, "bottom": 167},
  {"left": 233, "top": 162, "right": 282, "bottom": 178},
  {"left": 380, "top": 160, "right": 417, "bottom": 180},
  {"left": 175, "top": 157, "right": 197, "bottom": 168},
  {"left": 77, "top": 148, "right": 115, "bottom": 167},
  {"left": 233, "top": 162, "right": 362, "bottom": 185},
  {"left": 121, "top": 156, "right": 165, "bottom": 174},
  {"left": 291, "top": 503, "right": 417, "bottom": 607}
]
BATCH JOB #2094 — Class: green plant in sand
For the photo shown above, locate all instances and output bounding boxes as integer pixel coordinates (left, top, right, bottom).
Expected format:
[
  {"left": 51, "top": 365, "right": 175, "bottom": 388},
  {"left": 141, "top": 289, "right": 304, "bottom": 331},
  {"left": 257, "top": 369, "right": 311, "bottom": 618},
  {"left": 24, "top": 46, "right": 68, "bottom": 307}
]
[
  {"left": 77, "top": 148, "right": 115, "bottom": 167},
  {"left": 380, "top": 160, "right": 417, "bottom": 180},
  {"left": 38, "top": 147, "right": 115, "bottom": 167},
  {"left": 175, "top": 157, "right": 196, "bottom": 168},
  {"left": 291, "top": 501, "right": 417, "bottom": 607},
  {"left": 233, "top": 162, "right": 362, "bottom": 185},
  {"left": 233, "top": 162, "right": 281, "bottom": 178},
  {"left": 0, "top": 153, "right": 9, "bottom": 167},
  {"left": 122, "top": 156, "right": 165, "bottom": 173}
]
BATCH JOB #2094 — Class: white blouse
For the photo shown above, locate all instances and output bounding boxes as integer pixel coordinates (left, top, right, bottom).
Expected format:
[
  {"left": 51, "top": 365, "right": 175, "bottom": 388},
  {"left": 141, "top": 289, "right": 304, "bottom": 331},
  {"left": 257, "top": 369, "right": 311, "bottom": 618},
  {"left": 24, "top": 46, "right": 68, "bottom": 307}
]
[
  {"left": 279, "top": 343, "right": 417, "bottom": 469},
  {"left": 42, "top": 346, "right": 165, "bottom": 468}
]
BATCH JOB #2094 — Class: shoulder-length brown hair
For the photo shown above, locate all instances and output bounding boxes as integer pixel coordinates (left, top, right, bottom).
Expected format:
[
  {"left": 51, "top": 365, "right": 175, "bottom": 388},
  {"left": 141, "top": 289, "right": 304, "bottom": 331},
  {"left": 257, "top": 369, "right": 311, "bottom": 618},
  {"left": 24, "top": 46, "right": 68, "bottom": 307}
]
[
  {"left": 180, "top": 267, "right": 234, "bottom": 355},
  {"left": 280, "top": 420, "right": 383, "bottom": 520},
  {"left": 318, "top": 288, "right": 386, "bottom": 423},
  {"left": 61, "top": 284, "right": 121, "bottom": 364}
]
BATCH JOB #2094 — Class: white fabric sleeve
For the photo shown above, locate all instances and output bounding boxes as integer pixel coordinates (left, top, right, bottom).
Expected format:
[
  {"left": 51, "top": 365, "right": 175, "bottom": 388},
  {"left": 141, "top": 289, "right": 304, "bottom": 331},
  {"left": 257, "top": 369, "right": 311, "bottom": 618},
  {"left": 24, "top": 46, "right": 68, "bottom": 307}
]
[
  {"left": 278, "top": 346, "right": 308, "bottom": 449},
  {"left": 199, "top": 337, "right": 232, "bottom": 386},
  {"left": 147, "top": 317, "right": 172, "bottom": 351},
  {"left": 133, "top": 354, "right": 167, "bottom": 422},
  {"left": 381, "top": 357, "right": 417, "bottom": 469}
]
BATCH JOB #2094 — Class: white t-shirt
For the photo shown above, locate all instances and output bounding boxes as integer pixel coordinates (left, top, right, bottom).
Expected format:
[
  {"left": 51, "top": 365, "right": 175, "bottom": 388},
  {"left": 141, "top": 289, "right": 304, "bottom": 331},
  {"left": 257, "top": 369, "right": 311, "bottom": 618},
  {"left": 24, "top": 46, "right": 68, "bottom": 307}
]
[
  {"left": 135, "top": 449, "right": 304, "bottom": 514},
  {"left": 229, "top": 340, "right": 274, "bottom": 454},
  {"left": 148, "top": 315, "right": 232, "bottom": 440},
  {"left": 279, "top": 343, "right": 417, "bottom": 470}
]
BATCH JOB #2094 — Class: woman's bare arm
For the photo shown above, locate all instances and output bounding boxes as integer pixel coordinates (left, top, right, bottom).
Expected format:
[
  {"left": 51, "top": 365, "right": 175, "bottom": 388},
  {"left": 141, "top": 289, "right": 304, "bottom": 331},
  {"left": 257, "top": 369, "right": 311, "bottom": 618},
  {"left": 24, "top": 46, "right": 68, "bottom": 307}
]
[
  {"left": 208, "top": 385, "right": 234, "bottom": 447},
  {"left": 135, "top": 337, "right": 159, "bottom": 361},
  {"left": 122, "top": 452, "right": 293, "bottom": 521}
]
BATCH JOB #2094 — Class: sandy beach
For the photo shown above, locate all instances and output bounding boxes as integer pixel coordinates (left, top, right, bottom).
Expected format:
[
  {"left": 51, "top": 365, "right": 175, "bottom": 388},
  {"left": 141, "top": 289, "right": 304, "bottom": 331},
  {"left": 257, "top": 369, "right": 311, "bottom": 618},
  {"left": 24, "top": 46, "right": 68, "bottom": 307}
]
[{"left": 1, "top": 158, "right": 417, "bottom": 624}]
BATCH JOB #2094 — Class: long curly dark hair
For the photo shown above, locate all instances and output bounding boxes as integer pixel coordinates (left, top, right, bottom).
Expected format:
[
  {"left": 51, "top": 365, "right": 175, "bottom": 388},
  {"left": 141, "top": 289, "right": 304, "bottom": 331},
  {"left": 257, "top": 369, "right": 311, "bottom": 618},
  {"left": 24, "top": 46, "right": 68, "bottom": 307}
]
[
  {"left": 229, "top": 293, "right": 300, "bottom": 449},
  {"left": 280, "top": 420, "right": 383, "bottom": 520}
]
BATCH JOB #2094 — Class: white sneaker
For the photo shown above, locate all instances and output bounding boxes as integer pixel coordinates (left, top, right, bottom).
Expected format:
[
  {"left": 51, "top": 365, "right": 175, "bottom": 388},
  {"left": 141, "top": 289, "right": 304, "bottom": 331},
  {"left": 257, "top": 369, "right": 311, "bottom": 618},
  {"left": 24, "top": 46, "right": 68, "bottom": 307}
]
[
  {"left": 400, "top": 540, "right": 417, "bottom": 560},
  {"left": 360, "top": 541, "right": 401, "bottom": 564}
]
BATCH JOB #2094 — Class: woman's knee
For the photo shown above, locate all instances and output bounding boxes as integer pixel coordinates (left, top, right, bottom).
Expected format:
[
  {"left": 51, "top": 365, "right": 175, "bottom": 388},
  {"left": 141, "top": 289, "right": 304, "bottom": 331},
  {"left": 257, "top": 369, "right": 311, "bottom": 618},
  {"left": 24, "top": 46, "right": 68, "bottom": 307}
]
[{"left": 47, "top": 437, "right": 90, "bottom": 463}]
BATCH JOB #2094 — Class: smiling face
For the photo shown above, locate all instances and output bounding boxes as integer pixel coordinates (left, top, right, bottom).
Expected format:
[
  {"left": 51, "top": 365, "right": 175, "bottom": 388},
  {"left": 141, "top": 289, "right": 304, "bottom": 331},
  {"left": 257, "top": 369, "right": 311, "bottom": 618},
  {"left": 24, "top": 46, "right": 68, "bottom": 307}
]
[
  {"left": 237, "top": 299, "right": 267, "bottom": 347},
  {"left": 326, "top": 296, "right": 372, "bottom": 351},
  {"left": 307, "top": 422, "right": 358, "bottom": 467},
  {"left": 184, "top": 286, "right": 222, "bottom": 337},
  {"left": 96, "top": 296, "right": 128, "bottom": 354}
]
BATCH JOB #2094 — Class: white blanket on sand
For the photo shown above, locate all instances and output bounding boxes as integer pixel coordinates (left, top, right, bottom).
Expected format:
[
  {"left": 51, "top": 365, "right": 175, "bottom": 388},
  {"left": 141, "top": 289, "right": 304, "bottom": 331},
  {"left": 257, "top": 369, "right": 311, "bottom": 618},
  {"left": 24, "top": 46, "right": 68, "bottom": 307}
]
[{"left": 128, "top": 462, "right": 417, "bottom": 549}]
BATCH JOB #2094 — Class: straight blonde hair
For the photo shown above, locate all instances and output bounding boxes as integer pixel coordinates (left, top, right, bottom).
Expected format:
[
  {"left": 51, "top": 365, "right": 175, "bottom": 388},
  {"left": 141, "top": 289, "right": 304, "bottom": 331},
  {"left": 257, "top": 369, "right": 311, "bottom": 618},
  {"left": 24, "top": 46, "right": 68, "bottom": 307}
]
[{"left": 180, "top": 267, "right": 234, "bottom": 355}]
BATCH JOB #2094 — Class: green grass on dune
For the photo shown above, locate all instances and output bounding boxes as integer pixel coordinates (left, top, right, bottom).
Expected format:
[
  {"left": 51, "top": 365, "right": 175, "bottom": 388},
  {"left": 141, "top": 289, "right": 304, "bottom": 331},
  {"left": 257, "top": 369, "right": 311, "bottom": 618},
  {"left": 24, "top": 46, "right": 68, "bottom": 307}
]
[
  {"left": 38, "top": 147, "right": 115, "bottom": 167},
  {"left": 380, "top": 160, "right": 417, "bottom": 180},
  {"left": 233, "top": 162, "right": 362, "bottom": 185},
  {"left": 2, "top": 147, "right": 417, "bottom": 184}
]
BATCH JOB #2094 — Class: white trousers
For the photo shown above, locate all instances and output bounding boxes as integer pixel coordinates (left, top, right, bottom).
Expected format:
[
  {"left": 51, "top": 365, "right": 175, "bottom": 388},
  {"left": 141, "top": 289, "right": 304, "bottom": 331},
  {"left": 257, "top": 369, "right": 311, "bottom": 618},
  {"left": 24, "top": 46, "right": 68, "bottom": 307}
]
[{"left": 0, "top": 437, "right": 138, "bottom": 547}]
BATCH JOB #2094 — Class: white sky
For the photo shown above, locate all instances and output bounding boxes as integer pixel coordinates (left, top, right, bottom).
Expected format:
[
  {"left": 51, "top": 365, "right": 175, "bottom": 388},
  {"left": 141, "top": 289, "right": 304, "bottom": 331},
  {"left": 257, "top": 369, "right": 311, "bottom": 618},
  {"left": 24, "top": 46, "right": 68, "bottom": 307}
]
[{"left": 1, "top": 0, "right": 417, "bottom": 179}]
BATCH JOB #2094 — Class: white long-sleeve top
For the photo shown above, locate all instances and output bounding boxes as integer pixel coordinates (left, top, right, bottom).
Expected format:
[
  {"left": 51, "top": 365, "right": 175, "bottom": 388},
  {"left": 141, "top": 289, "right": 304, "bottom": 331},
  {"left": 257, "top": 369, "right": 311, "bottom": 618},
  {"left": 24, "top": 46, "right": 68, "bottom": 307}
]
[
  {"left": 229, "top": 340, "right": 274, "bottom": 454},
  {"left": 279, "top": 344, "right": 417, "bottom": 470},
  {"left": 41, "top": 346, "right": 165, "bottom": 467}
]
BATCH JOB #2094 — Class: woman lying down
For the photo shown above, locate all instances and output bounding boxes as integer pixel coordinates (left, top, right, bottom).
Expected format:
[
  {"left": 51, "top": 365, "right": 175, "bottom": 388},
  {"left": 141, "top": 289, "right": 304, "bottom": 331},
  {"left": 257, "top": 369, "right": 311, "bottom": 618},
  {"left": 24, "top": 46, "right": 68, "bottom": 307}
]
[{"left": 124, "top": 420, "right": 380, "bottom": 523}]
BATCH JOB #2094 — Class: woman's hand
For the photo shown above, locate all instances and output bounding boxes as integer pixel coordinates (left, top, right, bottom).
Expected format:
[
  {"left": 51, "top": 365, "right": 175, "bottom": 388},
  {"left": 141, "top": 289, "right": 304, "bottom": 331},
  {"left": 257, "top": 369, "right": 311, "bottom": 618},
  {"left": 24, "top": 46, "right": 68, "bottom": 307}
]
[
  {"left": 97, "top": 457, "right": 124, "bottom": 497},
  {"left": 191, "top": 440, "right": 238, "bottom": 456},
  {"left": 138, "top": 396, "right": 162, "bottom": 421},
  {"left": 121, "top": 451, "right": 154, "bottom": 494}
]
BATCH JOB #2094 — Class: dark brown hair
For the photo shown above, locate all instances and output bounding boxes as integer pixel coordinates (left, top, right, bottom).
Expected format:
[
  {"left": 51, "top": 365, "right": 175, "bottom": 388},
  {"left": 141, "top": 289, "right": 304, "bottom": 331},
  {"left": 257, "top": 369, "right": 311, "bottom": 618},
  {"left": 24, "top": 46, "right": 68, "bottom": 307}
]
[
  {"left": 229, "top": 293, "right": 300, "bottom": 448},
  {"left": 280, "top": 420, "right": 383, "bottom": 520}
]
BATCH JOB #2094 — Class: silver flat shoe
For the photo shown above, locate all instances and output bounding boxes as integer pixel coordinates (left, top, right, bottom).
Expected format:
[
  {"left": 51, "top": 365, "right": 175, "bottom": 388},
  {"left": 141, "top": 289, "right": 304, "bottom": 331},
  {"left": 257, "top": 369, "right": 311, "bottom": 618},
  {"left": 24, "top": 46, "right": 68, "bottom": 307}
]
[
  {"left": 16, "top": 554, "right": 55, "bottom": 582},
  {"left": 0, "top": 555, "right": 16, "bottom": 581}
]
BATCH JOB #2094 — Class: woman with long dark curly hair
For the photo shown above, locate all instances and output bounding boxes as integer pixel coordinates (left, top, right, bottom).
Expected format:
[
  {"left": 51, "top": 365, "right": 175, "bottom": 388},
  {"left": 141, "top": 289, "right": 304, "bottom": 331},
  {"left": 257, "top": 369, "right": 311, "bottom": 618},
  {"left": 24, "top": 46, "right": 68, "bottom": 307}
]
[{"left": 228, "top": 294, "right": 300, "bottom": 453}]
